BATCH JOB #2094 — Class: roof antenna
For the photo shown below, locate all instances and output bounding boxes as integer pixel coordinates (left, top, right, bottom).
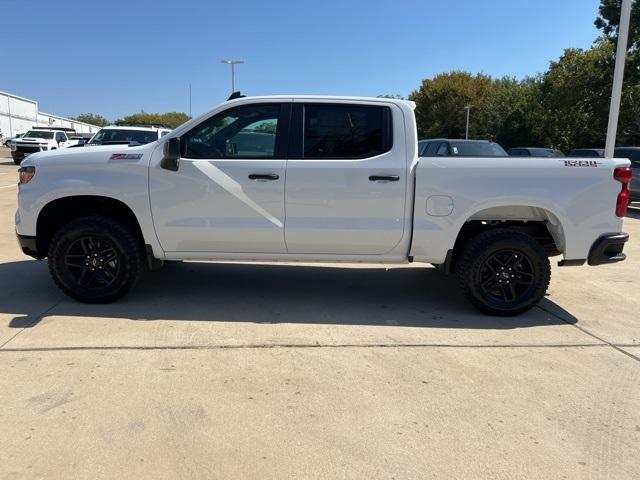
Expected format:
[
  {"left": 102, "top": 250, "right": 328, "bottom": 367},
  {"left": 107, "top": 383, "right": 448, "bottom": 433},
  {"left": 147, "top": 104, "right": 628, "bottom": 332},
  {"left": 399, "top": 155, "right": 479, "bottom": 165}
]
[{"left": 227, "top": 91, "right": 245, "bottom": 101}]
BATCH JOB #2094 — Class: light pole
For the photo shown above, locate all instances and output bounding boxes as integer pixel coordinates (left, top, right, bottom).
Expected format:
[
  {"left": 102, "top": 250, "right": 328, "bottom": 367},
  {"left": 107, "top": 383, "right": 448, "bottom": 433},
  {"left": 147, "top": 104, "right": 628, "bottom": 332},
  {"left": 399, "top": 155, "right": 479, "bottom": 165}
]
[
  {"left": 220, "top": 60, "right": 244, "bottom": 94},
  {"left": 604, "top": 0, "right": 632, "bottom": 158},
  {"left": 464, "top": 105, "right": 471, "bottom": 140}
]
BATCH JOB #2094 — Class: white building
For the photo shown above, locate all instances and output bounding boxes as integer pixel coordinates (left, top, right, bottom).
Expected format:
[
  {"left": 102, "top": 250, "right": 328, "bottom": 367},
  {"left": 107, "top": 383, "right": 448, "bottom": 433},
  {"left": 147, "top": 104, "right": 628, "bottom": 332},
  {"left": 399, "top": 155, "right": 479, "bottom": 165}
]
[{"left": 0, "top": 90, "right": 101, "bottom": 138}]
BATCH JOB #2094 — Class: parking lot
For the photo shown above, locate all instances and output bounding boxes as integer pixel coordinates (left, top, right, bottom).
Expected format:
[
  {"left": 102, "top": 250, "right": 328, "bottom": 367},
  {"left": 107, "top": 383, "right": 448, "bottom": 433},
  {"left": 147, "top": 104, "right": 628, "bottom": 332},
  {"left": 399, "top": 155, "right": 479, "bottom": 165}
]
[{"left": 0, "top": 146, "right": 639, "bottom": 479}]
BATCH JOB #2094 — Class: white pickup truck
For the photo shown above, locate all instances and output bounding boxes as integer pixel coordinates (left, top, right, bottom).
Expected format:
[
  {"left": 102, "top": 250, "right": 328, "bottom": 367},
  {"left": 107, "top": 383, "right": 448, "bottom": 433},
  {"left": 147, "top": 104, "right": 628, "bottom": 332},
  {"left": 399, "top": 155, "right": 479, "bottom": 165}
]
[
  {"left": 11, "top": 127, "right": 79, "bottom": 165},
  {"left": 15, "top": 96, "right": 632, "bottom": 315}
]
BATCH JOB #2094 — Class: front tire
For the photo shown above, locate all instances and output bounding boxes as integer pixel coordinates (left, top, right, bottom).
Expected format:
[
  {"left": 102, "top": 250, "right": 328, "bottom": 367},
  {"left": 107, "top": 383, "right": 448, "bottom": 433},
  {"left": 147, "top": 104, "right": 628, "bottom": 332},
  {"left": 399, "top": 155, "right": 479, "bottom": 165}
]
[
  {"left": 48, "top": 217, "right": 143, "bottom": 303},
  {"left": 456, "top": 229, "right": 551, "bottom": 316}
]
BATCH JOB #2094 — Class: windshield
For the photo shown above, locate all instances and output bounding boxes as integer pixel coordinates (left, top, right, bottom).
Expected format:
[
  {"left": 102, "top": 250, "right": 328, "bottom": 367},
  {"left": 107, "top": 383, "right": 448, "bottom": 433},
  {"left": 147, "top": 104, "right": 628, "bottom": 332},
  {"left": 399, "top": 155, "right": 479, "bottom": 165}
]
[
  {"left": 89, "top": 129, "right": 158, "bottom": 145},
  {"left": 449, "top": 141, "right": 508, "bottom": 156},
  {"left": 24, "top": 130, "right": 54, "bottom": 139}
]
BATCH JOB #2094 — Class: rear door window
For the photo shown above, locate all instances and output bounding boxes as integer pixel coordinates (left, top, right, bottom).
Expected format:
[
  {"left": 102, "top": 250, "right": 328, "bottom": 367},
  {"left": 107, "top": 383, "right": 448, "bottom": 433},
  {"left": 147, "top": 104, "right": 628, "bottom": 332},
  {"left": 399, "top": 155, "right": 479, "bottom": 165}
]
[{"left": 302, "top": 104, "right": 392, "bottom": 159}]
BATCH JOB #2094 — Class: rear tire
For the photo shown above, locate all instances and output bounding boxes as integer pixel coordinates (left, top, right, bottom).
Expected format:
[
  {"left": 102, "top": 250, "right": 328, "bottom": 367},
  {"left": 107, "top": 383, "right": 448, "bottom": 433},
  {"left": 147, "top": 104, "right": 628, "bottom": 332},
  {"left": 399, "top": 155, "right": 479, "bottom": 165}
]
[
  {"left": 456, "top": 229, "right": 550, "bottom": 316},
  {"left": 48, "top": 216, "right": 143, "bottom": 303}
]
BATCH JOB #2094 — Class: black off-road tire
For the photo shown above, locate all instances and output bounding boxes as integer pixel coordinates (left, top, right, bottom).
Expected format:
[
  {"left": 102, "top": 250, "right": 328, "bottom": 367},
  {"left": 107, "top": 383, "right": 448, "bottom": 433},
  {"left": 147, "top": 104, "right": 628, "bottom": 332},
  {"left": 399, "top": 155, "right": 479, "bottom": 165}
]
[
  {"left": 13, "top": 158, "right": 22, "bottom": 165},
  {"left": 48, "top": 216, "right": 144, "bottom": 303},
  {"left": 456, "top": 229, "right": 551, "bottom": 316}
]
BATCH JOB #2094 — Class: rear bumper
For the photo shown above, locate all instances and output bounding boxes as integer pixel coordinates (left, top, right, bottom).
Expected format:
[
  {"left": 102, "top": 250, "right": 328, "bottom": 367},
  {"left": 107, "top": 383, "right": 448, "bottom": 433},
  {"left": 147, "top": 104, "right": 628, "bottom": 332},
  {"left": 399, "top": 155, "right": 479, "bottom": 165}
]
[
  {"left": 15, "top": 232, "right": 42, "bottom": 260},
  {"left": 587, "top": 232, "right": 628, "bottom": 266}
]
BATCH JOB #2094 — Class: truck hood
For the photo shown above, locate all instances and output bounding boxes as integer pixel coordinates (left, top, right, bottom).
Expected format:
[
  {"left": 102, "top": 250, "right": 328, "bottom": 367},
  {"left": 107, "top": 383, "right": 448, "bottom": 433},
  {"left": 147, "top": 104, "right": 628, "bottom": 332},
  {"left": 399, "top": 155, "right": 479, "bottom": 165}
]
[
  {"left": 16, "top": 137, "right": 52, "bottom": 144},
  {"left": 20, "top": 141, "right": 158, "bottom": 168}
]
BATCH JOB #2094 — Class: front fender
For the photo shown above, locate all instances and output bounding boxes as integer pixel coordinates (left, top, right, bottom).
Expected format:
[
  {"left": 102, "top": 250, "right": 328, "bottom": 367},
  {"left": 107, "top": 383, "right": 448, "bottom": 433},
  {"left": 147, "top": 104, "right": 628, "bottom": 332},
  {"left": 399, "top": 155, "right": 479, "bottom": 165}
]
[{"left": 16, "top": 147, "right": 164, "bottom": 259}]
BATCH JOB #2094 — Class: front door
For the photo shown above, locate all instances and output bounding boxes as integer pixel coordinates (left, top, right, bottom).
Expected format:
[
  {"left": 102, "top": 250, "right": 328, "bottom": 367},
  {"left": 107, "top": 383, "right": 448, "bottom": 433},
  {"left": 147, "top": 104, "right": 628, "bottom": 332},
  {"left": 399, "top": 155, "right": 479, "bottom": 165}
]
[
  {"left": 149, "top": 102, "right": 290, "bottom": 254},
  {"left": 284, "top": 102, "right": 407, "bottom": 255}
]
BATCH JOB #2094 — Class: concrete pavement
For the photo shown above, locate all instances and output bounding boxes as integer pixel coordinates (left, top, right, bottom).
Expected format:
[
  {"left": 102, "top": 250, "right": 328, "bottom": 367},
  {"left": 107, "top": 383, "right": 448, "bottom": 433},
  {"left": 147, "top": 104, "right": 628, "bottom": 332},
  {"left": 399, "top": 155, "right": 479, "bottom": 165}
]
[{"left": 0, "top": 148, "right": 638, "bottom": 479}]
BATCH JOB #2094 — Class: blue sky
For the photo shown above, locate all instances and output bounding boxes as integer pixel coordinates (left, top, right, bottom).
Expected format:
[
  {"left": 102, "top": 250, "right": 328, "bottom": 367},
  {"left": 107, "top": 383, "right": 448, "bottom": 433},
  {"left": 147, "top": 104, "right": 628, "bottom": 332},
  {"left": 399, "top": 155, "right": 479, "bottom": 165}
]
[{"left": 1, "top": 0, "right": 601, "bottom": 120}]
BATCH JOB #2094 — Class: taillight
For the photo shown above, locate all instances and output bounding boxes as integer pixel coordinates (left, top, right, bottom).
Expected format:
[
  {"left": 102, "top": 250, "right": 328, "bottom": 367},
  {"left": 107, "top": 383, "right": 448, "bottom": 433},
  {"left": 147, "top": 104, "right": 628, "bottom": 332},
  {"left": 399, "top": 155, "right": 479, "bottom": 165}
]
[{"left": 614, "top": 167, "right": 632, "bottom": 217}]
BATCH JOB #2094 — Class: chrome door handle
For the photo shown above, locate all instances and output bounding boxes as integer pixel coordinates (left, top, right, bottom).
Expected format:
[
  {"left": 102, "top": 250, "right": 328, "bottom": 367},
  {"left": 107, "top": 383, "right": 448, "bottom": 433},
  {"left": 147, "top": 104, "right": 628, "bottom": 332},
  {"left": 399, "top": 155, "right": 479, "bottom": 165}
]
[
  {"left": 248, "top": 173, "right": 279, "bottom": 181},
  {"left": 369, "top": 175, "right": 400, "bottom": 182}
]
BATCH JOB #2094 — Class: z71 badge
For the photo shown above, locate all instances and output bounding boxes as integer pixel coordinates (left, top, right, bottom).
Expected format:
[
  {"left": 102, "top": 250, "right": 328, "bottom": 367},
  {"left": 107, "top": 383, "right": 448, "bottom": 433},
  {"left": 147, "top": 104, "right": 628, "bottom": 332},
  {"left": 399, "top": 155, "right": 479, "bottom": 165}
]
[
  {"left": 563, "top": 159, "right": 599, "bottom": 167},
  {"left": 110, "top": 153, "right": 144, "bottom": 160}
]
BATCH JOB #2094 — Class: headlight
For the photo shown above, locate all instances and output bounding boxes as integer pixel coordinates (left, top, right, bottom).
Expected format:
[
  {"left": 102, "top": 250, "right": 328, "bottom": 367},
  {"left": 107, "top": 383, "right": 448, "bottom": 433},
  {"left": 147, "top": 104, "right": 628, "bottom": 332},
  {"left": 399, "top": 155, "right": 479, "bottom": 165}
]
[{"left": 19, "top": 166, "right": 35, "bottom": 184}]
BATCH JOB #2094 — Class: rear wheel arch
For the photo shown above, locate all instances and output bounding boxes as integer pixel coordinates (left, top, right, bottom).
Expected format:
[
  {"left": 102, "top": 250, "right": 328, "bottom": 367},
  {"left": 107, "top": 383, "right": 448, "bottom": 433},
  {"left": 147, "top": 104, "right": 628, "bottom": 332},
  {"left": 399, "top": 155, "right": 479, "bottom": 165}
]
[{"left": 445, "top": 205, "right": 566, "bottom": 274}]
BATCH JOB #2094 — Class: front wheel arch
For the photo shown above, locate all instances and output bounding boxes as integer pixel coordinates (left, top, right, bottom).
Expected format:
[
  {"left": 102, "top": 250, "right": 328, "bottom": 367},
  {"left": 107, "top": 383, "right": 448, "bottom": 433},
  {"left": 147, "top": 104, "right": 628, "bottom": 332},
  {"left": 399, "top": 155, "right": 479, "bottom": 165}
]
[{"left": 36, "top": 195, "right": 146, "bottom": 259}]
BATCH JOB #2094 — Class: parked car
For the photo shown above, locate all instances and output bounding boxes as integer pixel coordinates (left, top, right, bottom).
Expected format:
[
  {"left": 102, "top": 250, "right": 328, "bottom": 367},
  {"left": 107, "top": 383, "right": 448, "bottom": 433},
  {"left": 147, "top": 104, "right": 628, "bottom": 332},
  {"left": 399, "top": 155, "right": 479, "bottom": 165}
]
[
  {"left": 614, "top": 147, "right": 640, "bottom": 201},
  {"left": 15, "top": 96, "right": 631, "bottom": 316},
  {"left": 84, "top": 125, "right": 172, "bottom": 147},
  {"left": 3, "top": 133, "right": 25, "bottom": 147},
  {"left": 419, "top": 138, "right": 508, "bottom": 157},
  {"left": 568, "top": 148, "right": 604, "bottom": 158},
  {"left": 10, "top": 127, "right": 76, "bottom": 165},
  {"left": 508, "top": 147, "right": 564, "bottom": 157}
]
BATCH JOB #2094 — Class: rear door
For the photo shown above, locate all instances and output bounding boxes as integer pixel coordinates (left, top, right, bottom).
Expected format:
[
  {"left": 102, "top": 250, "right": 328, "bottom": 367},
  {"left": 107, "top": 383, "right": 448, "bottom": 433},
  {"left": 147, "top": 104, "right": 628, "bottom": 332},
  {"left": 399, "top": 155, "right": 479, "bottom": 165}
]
[
  {"left": 149, "top": 101, "right": 290, "bottom": 253},
  {"left": 284, "top": 101, "right": 407, "bottom": 255}
]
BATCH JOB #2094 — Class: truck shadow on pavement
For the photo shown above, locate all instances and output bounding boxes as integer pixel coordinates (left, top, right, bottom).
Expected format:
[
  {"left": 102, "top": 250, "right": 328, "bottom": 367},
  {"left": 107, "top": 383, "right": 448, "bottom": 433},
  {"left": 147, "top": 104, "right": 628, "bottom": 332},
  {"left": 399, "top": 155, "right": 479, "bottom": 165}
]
[{"left": 0, "top": 259, "right": 577, "bottom": 330}]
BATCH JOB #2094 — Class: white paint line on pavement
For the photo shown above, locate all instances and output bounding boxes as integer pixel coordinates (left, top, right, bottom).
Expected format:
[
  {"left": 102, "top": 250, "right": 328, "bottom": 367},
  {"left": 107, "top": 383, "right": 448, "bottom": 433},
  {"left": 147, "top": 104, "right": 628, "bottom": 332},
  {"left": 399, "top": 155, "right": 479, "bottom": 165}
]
[{"left": 0, "top": 184, "right": 17, "bottom": 189}]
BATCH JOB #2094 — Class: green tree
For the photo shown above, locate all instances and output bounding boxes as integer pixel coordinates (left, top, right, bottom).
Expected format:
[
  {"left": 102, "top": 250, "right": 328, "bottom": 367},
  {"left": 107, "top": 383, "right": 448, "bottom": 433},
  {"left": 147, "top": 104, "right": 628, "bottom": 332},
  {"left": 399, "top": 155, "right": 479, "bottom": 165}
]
[
  {"left": 539, "top": 43, "right": 615, "bottom": 151},
  {"left": 489, "top": 77, "right": 549, "bottom": 150},
  {"left": 408, "top": 71, "right": 543, "bottom": 148},
  {"left": 409, "top": 71, "right": 494, "bottom": 139},
  {"left": 595, "top": 0, "right": 640, "bottom": 53},
  {"left": 115, "top": 112, "right": 191, "bottom": 129},
  {"left": 73, "top": 113, "right": 109, "bottom": 127}
]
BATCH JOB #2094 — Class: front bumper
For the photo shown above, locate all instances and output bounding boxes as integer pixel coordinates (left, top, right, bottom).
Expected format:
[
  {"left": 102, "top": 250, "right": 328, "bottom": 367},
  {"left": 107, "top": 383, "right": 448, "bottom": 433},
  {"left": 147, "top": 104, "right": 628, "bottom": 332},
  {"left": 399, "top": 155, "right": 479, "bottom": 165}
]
[
  {"left": 11, "top": 146, "right": 46, "bottom": 161},
  {"left": 588, "top": 232, "right": 628, "bottom": 266},
  {"left": 15, "top": 232, "right": 42, "bottom": 260}
]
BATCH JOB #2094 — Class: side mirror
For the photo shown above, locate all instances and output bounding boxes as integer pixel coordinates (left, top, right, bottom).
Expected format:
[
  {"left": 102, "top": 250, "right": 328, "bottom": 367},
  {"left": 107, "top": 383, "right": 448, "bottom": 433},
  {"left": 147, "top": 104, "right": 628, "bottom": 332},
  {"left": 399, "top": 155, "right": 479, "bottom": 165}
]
[{"left": 161, "top": 137, "right": 181, "bottom": 171}]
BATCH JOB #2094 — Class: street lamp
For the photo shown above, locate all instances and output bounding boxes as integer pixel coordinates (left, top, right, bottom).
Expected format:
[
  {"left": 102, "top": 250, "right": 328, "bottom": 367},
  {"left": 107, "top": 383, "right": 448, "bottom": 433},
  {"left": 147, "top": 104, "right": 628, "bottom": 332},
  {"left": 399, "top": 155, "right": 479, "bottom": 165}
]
[
  {"left": 604, "top": 0, "right": 632, "bottom": 158},
  {"left": 464, "top": 105, "right": 471, "bottom": 140},
  {"left": 220, "top": 60, "right": 244, "bottom": 94}
]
